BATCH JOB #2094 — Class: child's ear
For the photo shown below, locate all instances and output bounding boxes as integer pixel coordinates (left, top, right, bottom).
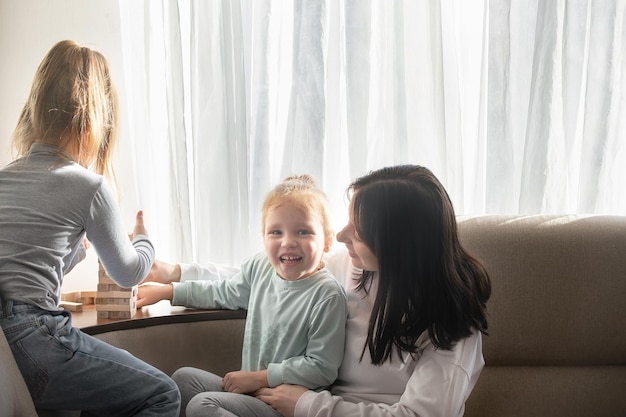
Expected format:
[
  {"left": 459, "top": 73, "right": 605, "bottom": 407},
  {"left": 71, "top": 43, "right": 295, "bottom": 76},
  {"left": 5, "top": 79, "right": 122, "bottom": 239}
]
[{"left": 324, "top": 233, "right": 334, "bottom": 252}]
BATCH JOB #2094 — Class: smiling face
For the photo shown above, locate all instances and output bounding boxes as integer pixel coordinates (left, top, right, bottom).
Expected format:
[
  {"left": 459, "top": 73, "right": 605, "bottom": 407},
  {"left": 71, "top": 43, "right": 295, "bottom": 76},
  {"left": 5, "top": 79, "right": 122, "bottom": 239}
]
[
  {"left": 264, "top": 203, "right": 331, "bottom": 281},
  {"left": 336, "top": 201, "right": 379, "bottom": 272}
]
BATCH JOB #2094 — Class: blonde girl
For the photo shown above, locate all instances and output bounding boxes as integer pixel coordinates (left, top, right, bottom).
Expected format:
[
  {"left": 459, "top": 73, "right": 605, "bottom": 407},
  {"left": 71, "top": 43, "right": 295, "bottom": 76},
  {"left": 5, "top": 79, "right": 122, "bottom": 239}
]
[
  {"left": 137, "top": 175, "right": 347, "bottom": 417},
  {"left": 0, "top": 40, "right": 180, "bottom": 415}
]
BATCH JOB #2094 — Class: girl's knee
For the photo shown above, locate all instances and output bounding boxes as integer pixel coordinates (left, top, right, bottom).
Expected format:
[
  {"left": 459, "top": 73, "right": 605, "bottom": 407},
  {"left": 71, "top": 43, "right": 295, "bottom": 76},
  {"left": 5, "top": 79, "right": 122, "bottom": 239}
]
[
  {"left": 172, "top": 366, "right": 197, "bottom": 382},
  {"left": 186, "top": 394, "right": 222, "bottom": 417}
]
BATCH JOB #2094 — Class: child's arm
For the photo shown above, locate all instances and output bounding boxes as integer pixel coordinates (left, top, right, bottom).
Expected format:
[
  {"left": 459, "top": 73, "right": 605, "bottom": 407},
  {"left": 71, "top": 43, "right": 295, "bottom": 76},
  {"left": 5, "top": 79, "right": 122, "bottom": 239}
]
[
  {"left": 138, "top": 253, "right": 263, "bottom": 309},
  {"left": 137, "top": 272, "right": 251, "bottom": 310}
]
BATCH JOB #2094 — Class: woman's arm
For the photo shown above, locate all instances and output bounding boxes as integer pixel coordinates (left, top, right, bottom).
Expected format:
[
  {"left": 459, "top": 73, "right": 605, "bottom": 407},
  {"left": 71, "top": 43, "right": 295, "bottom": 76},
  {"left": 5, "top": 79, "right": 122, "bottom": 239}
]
[
  {"left": 258, "top": 333, "right": 484, "bottom": 417},
  {"left": 137, "top": 253, "right": 240, "bottom": 308},
  {"left": 143, "top": 244, "right": 352, "bottom": 285},
  {"left": 255, "top": 385, "right": 308, "bottom": 417},
  {"left": 179, "top": 262, "right": 241, "bottom": 282},
  {"left": 141, "top": 259, "right": 182, "bottom": 285}
]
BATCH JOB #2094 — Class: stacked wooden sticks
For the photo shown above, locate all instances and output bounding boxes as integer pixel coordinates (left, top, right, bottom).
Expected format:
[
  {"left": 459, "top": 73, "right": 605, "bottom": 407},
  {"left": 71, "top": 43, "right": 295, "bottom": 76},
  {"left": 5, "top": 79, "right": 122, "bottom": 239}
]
[
  {"left": 95, "top": 260, "right": 138, "bottom": 319},
  {"left": 59, "top": 290, "right": 96, "bottom": 312}
]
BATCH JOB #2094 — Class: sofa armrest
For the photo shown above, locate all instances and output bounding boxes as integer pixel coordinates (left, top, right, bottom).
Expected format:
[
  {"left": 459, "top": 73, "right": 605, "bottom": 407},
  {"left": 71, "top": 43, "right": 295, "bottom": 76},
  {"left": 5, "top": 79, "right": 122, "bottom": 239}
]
[{"left": 0, "top": 328, "right": 38, "bottom": 416}]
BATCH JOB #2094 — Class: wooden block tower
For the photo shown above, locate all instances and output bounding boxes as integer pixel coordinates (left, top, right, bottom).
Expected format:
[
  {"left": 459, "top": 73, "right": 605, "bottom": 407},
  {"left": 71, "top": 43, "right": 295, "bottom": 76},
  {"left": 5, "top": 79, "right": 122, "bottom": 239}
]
[{"left": 95, "top": 260, "right": 138, "bottom": 319}]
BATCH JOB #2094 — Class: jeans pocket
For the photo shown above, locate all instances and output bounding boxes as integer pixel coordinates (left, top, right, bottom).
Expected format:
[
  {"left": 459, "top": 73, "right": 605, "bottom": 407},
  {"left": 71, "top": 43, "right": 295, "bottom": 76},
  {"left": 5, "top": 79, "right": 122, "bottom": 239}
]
[
  {"left": 13, "top": 313, "right": 76, "bottom": 401},
  {"left": 12, "top": 327, "right": 51, "bottom": 401}
]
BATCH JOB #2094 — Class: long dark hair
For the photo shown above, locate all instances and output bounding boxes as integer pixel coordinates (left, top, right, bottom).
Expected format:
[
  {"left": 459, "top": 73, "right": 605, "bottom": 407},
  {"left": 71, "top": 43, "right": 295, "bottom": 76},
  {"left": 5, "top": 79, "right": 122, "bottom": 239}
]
[{"left": 349, "top": 165, "right": 491, "bottom": 364}]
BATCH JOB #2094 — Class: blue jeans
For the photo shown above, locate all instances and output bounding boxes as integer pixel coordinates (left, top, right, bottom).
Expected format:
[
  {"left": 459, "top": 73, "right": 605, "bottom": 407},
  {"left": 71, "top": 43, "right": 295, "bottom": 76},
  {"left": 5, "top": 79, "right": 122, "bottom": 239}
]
[
  {"left": 1, "top": 300, "right": 180, "bottom": 416},
  {"left": 172, "top": 367, "right": 282, "bottom": 417}
]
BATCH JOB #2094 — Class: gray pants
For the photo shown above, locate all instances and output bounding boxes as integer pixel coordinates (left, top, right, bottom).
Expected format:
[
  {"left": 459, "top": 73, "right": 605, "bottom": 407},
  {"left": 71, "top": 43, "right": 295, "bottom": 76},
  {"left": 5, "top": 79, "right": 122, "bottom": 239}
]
[{"left": 172, "top": 366, "right": 283, "bottom": 417}]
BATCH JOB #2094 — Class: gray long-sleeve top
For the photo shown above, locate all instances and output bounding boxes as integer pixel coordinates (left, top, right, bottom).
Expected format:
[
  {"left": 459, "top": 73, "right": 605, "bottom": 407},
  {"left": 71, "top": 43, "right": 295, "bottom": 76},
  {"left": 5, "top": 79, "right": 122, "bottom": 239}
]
[{"left": 0, "top": 143, "right": 154, "bottom": 311}]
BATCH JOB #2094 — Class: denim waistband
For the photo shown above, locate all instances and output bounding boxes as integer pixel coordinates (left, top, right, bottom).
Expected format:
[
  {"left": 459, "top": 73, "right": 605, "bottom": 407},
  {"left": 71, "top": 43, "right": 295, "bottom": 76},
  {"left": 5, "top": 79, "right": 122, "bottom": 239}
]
[{"left": 0, "top": 299, "right": 40, "bottom": 319}]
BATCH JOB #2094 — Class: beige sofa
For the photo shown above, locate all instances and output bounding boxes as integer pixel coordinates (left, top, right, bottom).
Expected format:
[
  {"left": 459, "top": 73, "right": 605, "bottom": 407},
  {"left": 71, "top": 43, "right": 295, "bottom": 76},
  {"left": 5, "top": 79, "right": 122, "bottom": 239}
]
[{"left": 2, "top": 215, "right": 625, "bottom": 416}]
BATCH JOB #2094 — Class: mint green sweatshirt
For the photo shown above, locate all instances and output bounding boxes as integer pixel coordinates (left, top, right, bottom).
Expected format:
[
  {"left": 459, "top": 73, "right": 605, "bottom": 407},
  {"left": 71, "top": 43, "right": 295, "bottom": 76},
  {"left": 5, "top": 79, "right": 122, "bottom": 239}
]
[{"left": 172, "top": 251, "right": 347, "bottom": 389}]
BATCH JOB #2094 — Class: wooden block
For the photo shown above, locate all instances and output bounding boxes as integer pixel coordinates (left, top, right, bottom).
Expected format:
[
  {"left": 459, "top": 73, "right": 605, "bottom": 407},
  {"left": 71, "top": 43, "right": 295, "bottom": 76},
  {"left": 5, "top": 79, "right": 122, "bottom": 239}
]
[
  {"left": 97, "top": 283, "right": 130, "bottom": 292},
  {"left": 73, "top": 290, "right": 96, "bottom": 305},
  {"left": 77, "top": 296, "right": 95, "bottom": 305},
  {"left": 95, "top": 303, "right": 135, "bottom": 312},
  {"left": 96, "top": 304, "right": 136, "bottom": 318},
  {"left": 61, "top": 291, "right": 80, "bottom": 302},
  {"left": 113, "top": 310, "right": 132, "bottom": 319},
  {"left": 79, "top": 290, "right": 97, "bottom": 298},
  {"left": 95, "top": 297, "right": 131, "bottom": 305},
  {"left": 59, "top": 301, "right": 83, "bottom": 312},
  {"left": 96, "top": 290, "right": 137, "bottom": 298},
  {"left": 96, "top": 248, "right": 137, "bottom": 320},
  {"left": 97, "top": 310, "right": 133, "bottom": 319}
]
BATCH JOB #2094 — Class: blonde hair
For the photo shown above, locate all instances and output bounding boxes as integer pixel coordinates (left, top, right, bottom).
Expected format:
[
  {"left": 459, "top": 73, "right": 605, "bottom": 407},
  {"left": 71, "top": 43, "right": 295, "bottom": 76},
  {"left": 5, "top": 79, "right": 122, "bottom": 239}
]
[
  {"left": 11, "top": 40, "right": 119, "bottom": 183},
  {"left": 261, "top": 174, "right": 334, "bottom": 246}
]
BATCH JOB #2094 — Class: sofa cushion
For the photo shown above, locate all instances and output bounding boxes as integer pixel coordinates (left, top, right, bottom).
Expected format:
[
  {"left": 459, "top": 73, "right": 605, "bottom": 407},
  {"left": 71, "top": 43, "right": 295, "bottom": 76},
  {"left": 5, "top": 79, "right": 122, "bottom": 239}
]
[
  {"left": 458, "top": 215, "right": 626, "bottom": 366},
  {"left": 466, "top": 365, "right": 626, "bottom": 417},
  {"left": 459, "top": 215, "right": 626, "bottom": 417}
]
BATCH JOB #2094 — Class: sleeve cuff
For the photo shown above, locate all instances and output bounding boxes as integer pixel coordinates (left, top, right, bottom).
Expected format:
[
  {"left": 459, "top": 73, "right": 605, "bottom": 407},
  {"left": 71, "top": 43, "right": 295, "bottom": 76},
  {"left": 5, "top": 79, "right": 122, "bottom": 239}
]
[
  {"left": 171, "top": 282, "right": 185, "bottom": 305},
  {"left": 295, "top": 390, "right": 322, "bottom": 417},
  {"left": 179, "top": 263, "right": 196, "bottom": 282},
  {"left": 266, "top": 363, "right": 283, "bottom": 387}
]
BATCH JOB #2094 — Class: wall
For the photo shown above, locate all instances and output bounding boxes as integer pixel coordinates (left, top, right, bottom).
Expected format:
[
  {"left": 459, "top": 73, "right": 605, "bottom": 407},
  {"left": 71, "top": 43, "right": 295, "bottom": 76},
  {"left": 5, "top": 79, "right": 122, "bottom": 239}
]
[{"left": 0, "top": 0, "right": 137, "bottom": 292}]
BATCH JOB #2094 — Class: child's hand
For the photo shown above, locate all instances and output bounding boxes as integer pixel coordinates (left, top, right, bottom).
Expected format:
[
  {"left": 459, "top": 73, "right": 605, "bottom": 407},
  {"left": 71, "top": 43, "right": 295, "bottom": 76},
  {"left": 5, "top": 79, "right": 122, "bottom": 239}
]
[
  {"left": 132, "top": 210, "right": 148, "bottom": 239},
  {"left": 136, "top": 283, "right": 173, "bottom": 309},
  {"left": 222, "top": 370, "right": 268, "bottom": 394}
]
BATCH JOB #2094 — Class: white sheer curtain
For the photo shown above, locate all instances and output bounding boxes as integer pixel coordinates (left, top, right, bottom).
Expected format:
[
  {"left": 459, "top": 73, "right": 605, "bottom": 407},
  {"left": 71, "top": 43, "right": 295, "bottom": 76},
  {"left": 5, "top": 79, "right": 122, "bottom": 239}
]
[
  {"left": 117, "top": 0, "right": 626, "bottom": 266},
  {"left": 119, "top": 1, "right": 251, "bottom": 264},
  {"left": 489, "top": 0, "right": 626, "bottom": 214}
]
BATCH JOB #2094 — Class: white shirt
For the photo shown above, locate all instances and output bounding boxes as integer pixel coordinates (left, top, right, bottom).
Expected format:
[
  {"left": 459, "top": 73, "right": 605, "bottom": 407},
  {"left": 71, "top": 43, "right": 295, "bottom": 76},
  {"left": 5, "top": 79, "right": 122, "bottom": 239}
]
[{"left": 181, "top": 247, "right": 485, "bottom": 417}]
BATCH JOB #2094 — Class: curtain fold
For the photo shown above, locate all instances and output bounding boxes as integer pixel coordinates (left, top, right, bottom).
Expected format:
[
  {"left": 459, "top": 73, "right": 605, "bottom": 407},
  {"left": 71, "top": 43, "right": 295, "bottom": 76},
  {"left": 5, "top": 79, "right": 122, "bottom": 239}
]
[
  {"left": 118, "top": 1, "right": 194, "bottom": 261},
  {"left": 118, "top": 0, "right": 626, "bottom": 265},
  {"left": 163, "top": 1, "right": 193, "bottom": 261},
  {"left": 188, "top": 0, "right": 251, "bottom": 264}
]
